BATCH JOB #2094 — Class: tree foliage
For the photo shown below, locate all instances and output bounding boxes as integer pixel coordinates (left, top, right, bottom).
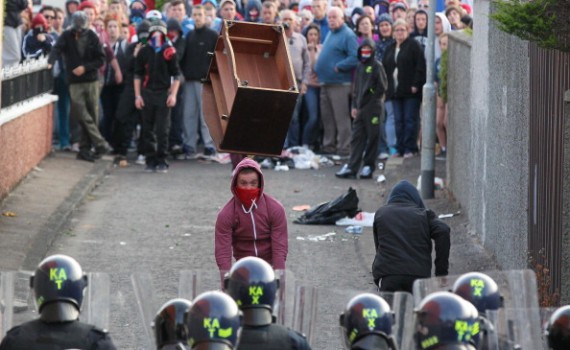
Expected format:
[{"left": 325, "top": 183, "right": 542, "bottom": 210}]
[{"left": 491, "top": 0, "right": 566, "bottom": 51}]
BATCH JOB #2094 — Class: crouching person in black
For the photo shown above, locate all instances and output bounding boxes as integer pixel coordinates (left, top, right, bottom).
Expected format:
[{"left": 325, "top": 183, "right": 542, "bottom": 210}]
[{"left": 134, "top": 18, "right": 181, "bottom": 173}]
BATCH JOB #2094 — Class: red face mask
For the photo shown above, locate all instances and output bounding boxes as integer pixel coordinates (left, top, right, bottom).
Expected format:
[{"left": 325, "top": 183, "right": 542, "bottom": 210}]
[{"left": 235, "top": 187, "right": 260, "bottom": 209}]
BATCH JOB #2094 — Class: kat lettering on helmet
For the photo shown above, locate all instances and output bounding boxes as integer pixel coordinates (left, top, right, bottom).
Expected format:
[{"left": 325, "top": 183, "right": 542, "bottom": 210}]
[{"left": 50, "top": 268, "right": 68, "bottom": 290}]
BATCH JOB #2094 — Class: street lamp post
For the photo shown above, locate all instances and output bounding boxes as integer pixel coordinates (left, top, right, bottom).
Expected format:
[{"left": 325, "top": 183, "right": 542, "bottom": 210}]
[{"left": 420, "top": 0, "right": 438, "bottom": 199}]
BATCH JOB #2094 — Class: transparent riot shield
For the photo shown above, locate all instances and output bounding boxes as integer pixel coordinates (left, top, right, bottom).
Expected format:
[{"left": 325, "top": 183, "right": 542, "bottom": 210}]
[
  {"left": 0, "top": 272, "right": 15, "bottom": 337},
  {"left": 274, "top": 269, "right": 296, "bottom": 327},
  {"left": 83, "top": 272, "right": 111, "bottom": 330},
  {"left": 540, "top": 307, "right": 557, "bottom": 350},
  {"left": 11, "top": 271, "right": 35, "bottom": 327},
  {"left": 178, "top": 269, "right": 221, "bottom": 300},
  {"left": 412, "top": 269, "right": 542, "bottom": 350},
  {"left": 132, "top": 272, "right": 161, "bottom": 350}
]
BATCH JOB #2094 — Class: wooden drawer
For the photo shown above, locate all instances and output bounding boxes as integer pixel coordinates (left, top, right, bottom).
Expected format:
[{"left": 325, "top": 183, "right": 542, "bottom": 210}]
[{"left": 203, "top": 20, "right": 299, "bottom": 156}]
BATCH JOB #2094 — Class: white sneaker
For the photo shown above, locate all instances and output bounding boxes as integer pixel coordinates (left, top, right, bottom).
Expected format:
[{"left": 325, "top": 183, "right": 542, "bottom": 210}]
[
  {"left": 378, "top": 152, "right": 390, "bottom": 160},
  {"left": 71, "top": 143, "right": 80, "bottom": 153},
  {"left": 135, "top": 154, "right": 146, "bottom": 165}
]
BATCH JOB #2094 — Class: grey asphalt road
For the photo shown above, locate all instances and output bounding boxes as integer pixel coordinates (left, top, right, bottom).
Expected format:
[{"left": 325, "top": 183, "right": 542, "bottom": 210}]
[{"left": 11, "top": 155, "right": 497, "bottom": 349}]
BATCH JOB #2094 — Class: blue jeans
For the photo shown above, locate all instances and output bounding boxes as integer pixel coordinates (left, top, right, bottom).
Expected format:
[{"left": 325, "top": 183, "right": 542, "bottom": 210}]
[
  {"left": 392, "top": 97, "right": 421, "bottom": 154},
  {"left": 53, "top": 74, "right": 70, "bottom": 148},
  {"left": 384, "top": 100, "right": 396, "bottom": 149},
  {"left": 302, "top": 86, "right": 320, "bottom": 146},
  {"left": 285, "top": 92, "right": 303, "bottom": 148}
]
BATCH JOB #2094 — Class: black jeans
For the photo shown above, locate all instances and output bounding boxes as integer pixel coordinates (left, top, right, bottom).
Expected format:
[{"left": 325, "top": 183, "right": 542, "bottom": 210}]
[
  {"left": 141, "top": 89, "right": 171, "bottom": 165},
  {"left": 378, "top": 275, "right": 422, "bottom": 294},
  {"left": 112, "top": 86, "right": 141, "bottom": 156},
  {"left": 100, "top": 84, "right": 124, "bottom": 143}
]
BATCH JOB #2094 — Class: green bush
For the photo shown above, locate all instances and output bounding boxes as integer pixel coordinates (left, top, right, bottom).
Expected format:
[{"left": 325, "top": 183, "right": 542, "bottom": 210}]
[{"left": 491, "top": 0, "right": 564, "bottom": 51}]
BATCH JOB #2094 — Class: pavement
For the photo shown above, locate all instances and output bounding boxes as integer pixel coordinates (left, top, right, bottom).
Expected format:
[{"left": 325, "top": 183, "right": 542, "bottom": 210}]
[{"left": 0, "top": 149, "right": 499, "bottom": 274}]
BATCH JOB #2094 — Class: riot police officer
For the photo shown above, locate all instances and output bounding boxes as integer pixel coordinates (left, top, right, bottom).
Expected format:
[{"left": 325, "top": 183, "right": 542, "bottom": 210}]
[
  {"left": 187, "top": 290, "right": 242, "bottom": 350},
  {"left": 154, "top": 298, "right": 193, "bottom": 350},
  {"left": 339, "top": 293, "right": 398, "bottom": 350},
  {"left": 546, "top": 305, "right": 570, "bottom": 350},
  {"left": 0, "top": 254, "right": 117, "bottom": 349},
  {"left": 414, "top": 292, "right": 479, "bottom": 350},
  {"left": 224, "top": 257, "right": 312, "bottom": 350}
]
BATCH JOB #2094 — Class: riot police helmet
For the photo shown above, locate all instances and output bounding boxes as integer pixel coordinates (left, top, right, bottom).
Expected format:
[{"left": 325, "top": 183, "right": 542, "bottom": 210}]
[
  {"left": 546, "top": 305, "right": 570, "bottom": 350},
  {"left": 452, "top": 272, "right": 503, "bottom": 314},
  {"left": 414, "top": 292, "right": 479, "bottom": 350},
  {"left": 154, "top": 298, "right": 192, "bottom": 349},
  {"left": 30, "top": 254, "right": 88, "bottom": 322},
  {"left": 225, "top": 257, "right": 278, "bottom": 310},
  {"left": 187, "top": 291, "right": 241, "bottom": 350},
  {"left": 339, "top": 293, "right": 395, "bottom": 349}
]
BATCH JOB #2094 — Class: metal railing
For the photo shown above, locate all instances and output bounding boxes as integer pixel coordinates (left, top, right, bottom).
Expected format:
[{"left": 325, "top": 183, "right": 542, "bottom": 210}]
[
  {"left": 1, "top": 57, "right": 53, "bottom": 109},
  {"left": 528, "top": 43, "right": 570, "bottom": 297}
]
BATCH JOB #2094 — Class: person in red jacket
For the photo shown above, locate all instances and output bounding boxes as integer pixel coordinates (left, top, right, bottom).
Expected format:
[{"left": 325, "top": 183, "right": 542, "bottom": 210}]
[{"left": 215, "top": 158, "right": 288, "bottom": 279}]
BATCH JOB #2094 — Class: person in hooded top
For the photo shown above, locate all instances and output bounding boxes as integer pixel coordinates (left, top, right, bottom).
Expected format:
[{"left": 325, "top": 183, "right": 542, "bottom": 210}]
[
  {"left": 434, "top": 12, "right": 451, "bottom": 61},
  {"left": 372, "top": 180, "right": 450, "bottom": 293},
  {"left": 244, "top": 0, "right": 262, "bottom": 22},
  {"left": 215, "top": 158, "right": 288, "bottom": 282},
  {"left": 336, "top": 38, "right": 387, "bottom": 180}
]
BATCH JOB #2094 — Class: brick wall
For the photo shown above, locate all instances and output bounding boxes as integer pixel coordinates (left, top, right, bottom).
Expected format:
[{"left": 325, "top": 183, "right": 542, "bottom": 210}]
[{"left": 0, "top": 102, "right": 53, "bottom": 199}]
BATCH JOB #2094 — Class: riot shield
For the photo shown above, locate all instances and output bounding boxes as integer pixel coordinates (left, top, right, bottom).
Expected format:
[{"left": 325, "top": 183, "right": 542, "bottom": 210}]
[
  {"left": 83, "top": 272, "right": 111, "bottom": 330},
  {"left": 132, "top": 272, "right": 161, "bottom": 350},
  {"left": 178, "top": 269, "right": 221, "bottom": 300},
  {"left": 0, "top": 272, "right": 15, "bottom": 337},
  {"left": 412, "top": 270, "right": 542, "bottom": 350},
  {"left": 273, "top": 269, "right": 296, "bottom": 327}
]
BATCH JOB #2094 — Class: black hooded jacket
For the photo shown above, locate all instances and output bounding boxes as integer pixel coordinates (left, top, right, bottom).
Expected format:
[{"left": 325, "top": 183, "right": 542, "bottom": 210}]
[
  {"left": 48, "top": 28, "right": 105, "bottom": 84},
  {"left": 372, "top": 180, "right": 450, "bottom": 282},
  {"left": 352, "top": 38, "right": 387, "bottom": 112}
]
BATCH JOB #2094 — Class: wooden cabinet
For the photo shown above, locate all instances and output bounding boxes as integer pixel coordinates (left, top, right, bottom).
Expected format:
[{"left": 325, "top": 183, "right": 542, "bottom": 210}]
[{"left": 202, "top": 20, "right": 299, "bottom": 156}]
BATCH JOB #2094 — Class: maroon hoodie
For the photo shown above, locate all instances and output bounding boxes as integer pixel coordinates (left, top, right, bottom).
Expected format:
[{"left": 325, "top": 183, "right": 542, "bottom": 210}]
[{"left": 215, "top": 158, "right": 288, "bottom": 272}]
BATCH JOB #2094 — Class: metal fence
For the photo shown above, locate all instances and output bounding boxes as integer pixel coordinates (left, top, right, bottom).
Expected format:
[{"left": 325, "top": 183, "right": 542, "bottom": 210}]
[
  {"left": 1, "top": 57, "right": 53, "bottom": 109},
  {"left": 528, "top": 43, "right": 570, "bottom": 297}
]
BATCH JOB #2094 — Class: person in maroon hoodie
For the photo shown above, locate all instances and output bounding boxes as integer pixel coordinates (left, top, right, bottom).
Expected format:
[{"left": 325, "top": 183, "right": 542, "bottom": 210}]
[{"left": 215, "top": 158, "right": 288, "bottom": 280}]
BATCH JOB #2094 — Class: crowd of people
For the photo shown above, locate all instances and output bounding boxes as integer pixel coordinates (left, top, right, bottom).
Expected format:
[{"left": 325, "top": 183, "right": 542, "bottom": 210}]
[{"left": 2, "top": 0, "right": 474, "bottom": 174}]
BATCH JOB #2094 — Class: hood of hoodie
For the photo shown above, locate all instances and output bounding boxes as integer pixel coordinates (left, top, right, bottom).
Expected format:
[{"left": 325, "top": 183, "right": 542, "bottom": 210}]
[
  {"left": 244, "top": 0, "right": 262, "bottom": 22},
  {"left": 231, "top": 158, "right": 265, "bottom": 198},
  {"left": 435, "top": 12, "right": 451, "bottom": 34},
  {"left": 413, "top": 9, "right": 428, "bottom": 36},
  {"left": 357, "top": 38, "right": 376, "bottom": 62},
  {"left": 166, "top": 18, "right": 182, "bottom": 34},
  {"left": 387, "top": 180, "right": 425, "bottom": 209}
]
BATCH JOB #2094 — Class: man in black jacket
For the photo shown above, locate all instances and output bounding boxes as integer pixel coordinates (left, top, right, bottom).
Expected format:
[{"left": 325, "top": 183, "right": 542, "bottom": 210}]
[
  {"left": 48, "top": 11, "right": 110, "bottom": 162},
  {"left": 372, "top": 180, "right": 450, "bottom": 293},
  {"left": 134, "top": 19, "right": 181, "bottom": 172},
  {"left": 180, "top": 4, "right": 218, "bottom": 158}
]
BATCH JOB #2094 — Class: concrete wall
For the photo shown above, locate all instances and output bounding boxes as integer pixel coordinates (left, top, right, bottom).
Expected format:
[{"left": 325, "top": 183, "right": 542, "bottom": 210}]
[
  {"left": 0, "top": 97, "right": 55, "bottom": 199},
  {"left": 447, "top": 0, "right": 530, "bottom": 269}
]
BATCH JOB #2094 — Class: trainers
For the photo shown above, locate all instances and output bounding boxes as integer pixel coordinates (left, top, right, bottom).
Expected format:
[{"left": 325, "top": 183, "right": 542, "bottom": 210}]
[
  {"left": 76, "top": 150, "right": 95, "bottom": 162},
  {"left": 436, "top": 150, "right": 447, "bottom": 161},
  {"left": 156, "top": 163, "right": 169, "bottom": 173},
  {"left": 71, "top": 143, "right": 80, "bottom": 153},
  {"left": 203, "top": 147, "right": 216, "bottom": 156},
  {"left": 403, "top": 152, "right": 415, "bottom": 159},
  {"left": 184, "top": 152, "right": 198, "bottom": 160},
  {"left": 359, "top": 165, "right": 373, "bottom": 179},
  {"left": 145, "top": 164, "right": 156, "bottom": 172},
  {"left": 136, "top": 154, "right": 146, "bottom": 165},
  {"left": 94, "top": 143, "right": 112, "bottom": 158},
  {"left": 378, "top": 152, "right": 390, "bottom": 160}
]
